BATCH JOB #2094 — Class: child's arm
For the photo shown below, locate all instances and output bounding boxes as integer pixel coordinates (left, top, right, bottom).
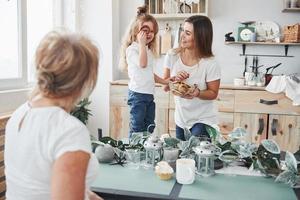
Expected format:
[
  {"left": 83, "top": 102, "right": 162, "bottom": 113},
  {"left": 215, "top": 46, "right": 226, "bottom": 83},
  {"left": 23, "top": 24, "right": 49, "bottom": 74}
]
[
  {"left": 137, "top": 31, "right": 147, "bottom": 68},
  {"left": 154, "top": 74, "right": 169, "bottom": 85}
]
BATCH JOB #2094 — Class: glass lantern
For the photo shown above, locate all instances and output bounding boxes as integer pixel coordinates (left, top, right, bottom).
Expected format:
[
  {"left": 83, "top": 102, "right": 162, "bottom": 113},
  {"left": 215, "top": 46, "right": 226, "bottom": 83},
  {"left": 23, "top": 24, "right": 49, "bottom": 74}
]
[
  {"left": 193, "top": 141, "right": 220, "bottom": 177},
  {"left": 143, "top": 135, "right": 163, "bottom": 169}
]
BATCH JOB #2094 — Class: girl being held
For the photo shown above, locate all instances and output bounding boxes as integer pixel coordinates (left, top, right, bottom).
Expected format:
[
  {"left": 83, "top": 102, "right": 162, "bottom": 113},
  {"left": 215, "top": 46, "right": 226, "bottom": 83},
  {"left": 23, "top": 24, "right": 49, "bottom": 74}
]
[{"left": 119, "top": 5, "right": 168, "bottom": 136}]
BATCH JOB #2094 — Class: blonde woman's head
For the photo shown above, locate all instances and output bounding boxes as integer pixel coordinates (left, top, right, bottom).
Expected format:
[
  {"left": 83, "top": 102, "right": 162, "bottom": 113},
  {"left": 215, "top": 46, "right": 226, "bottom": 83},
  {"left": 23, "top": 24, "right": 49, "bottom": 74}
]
[
  {"left": 33, "top": 31, "right": 99, "bottom": 105},
  {"left": 119, "top": 5, "right": 158, "bottom": 71}
]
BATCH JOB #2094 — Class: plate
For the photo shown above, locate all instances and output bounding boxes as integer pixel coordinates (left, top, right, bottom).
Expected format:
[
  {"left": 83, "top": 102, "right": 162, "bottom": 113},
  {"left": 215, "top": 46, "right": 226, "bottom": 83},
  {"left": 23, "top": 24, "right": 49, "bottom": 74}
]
[{"left": 255, "top": 21, "right": 280, "bottom": 43}]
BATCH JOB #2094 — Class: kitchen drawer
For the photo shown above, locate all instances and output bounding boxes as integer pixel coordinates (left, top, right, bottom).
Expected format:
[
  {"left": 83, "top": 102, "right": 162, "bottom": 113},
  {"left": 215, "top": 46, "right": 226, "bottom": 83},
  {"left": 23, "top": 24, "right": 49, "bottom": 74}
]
[
  {"left": 235, "top": 90, "right": 300, "bottom": 115},
  {"left": 110, "top": 84, "right": 169, "bottom": 108},
  {"left": 216, "top": 89, "right": 235, "bottom": 112},
  {"left": 169, "top": 89, "right": 234, "bottom": 112},
  {"left": 110, "top": 85, "right": 128, "bottom": 107}
]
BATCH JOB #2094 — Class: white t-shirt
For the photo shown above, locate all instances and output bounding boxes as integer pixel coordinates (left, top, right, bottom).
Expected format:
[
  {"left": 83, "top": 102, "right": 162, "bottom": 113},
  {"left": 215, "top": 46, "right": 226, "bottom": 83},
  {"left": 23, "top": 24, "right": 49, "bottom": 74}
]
[
  {"left": 164, "top": 51, "right": 221, "bottom": 129},
  {"left": 126, "top": 42, "right": 155, "bottom": 94},
  {"left": 5, "top": 102, "right": 98, "bottom": 200}
]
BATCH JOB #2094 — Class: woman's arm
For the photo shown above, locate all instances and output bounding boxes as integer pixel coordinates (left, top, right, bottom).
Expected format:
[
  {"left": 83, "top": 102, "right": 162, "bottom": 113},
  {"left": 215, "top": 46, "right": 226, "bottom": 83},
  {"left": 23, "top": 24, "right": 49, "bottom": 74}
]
[
  {"left": 184, "top": 79, "right": 220, "bottom": 100},
  {"left": 51, "top": 151, "right": 90, "bottom": 200}
]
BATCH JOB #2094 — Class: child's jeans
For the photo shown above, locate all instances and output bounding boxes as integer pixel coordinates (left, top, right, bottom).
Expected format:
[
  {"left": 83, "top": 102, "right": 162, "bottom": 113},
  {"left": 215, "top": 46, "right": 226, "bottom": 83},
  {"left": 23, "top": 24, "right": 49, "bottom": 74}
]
[
  {"left": 176, "top": 123, "right": 210, "bottom": 141},
  {"left": 127, "top": 90, "right": 155, "bottom": 136}
]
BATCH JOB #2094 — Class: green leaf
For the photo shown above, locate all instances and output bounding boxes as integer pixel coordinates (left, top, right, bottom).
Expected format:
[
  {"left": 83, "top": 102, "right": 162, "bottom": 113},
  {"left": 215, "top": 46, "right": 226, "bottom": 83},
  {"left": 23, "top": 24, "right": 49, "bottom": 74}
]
[{"left": 205, "top": 125, "right": 218, "bottom": 141}]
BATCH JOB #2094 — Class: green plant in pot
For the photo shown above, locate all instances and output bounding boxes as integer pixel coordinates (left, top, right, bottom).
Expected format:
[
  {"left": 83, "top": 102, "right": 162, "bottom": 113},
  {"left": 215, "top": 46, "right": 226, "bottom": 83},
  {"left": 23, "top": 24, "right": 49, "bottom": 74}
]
[{"left": 71, "top": 98, "right": 92, "bottom": 125}]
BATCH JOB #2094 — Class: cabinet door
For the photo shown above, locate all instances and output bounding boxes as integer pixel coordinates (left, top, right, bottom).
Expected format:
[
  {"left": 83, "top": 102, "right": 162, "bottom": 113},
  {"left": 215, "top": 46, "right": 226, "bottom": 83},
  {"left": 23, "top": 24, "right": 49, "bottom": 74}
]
[
  {"left": 110, "top": 106, "right": 130, "bottom": 140},
  {"left": 216, "top": 89, "right": 235, "bottom": 112},
  {"left": 110, "top": 84, "right": 169, "bottom": 139},
  {"left": 268, "top": 115, "right": 300, "bottom": 153},
  {"left": 218, "top": 112, "right": 234, "bottom": 136},
  {"left": 168, "top": 109, "right": 176, "bottom": 138},
  {"left": 234, "top": 113, "right": 268, "bottom": 145}
]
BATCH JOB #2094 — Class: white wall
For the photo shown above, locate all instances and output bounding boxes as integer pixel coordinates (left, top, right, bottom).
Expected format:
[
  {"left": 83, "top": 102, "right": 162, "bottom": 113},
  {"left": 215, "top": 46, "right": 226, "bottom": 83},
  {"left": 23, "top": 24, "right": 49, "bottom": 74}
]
[
  {"left": 78, "top": 0, "right": 116, "bottom": 137},
  {"left": 116, "top": 0, "right": 300, "bottom": 82}
]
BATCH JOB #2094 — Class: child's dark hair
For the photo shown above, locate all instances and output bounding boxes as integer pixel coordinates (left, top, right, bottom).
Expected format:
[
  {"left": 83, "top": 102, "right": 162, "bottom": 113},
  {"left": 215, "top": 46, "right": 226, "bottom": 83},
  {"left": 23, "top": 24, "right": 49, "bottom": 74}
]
[
  {"left": 185, "top": 15, "right": 213, "bottom": 58},
  {"left": 119, "top": 5, "right": 159, "bottom": 71}
]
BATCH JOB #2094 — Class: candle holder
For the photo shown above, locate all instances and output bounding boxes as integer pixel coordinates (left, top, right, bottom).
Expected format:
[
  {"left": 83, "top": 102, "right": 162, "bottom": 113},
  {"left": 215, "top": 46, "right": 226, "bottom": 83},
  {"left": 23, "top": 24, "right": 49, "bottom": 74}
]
[
  {"left": 193, "top": 141, "right": 221, "bottom": 177},
  {"left": 143, "top": 135, "right": 163, "bottom": 169}
]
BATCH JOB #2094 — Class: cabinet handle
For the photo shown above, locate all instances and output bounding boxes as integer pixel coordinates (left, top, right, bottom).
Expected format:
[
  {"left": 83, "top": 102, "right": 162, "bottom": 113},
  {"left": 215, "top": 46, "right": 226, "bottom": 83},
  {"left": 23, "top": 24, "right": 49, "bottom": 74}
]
[
  {"left": 288, "top": 124, "right": 293, "bottom": 129},
  {"left": 259, "top": 99, "right": 278, "bottom": 105},
  {"left": 271, "top": 119, "right": 278, "bottom": 136},
  {"left": 257, "top": 118, "right": 264, "bottom": 135},
  {"left": 244, "top": 124, "right": 248, "bottom": 129}
]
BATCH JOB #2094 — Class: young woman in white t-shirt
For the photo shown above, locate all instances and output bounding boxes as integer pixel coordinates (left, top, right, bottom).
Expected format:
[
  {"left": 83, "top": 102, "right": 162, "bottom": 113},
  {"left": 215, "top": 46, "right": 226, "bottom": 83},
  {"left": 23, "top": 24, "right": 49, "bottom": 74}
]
[
  {"left": 163, "top": 15, "right": 221, "bottom": 140},
  {"left": 5, "top": 31, "right": 103, "bottom": 200},
  {"left": 119, "top": 6, "right": 168, "bottom": 136}
]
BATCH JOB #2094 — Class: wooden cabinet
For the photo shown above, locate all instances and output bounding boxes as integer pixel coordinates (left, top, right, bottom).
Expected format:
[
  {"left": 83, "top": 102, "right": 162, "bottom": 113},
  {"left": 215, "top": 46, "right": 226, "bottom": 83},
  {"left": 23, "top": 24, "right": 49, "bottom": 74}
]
[
  {"left": 224, "top": 89, "right": 300, "bottom": 152},
  {"left": 110, "top": 81, "right": 300, "bottom": 152},
  {"left": 268, "top": 115, "right": 300, "bottom": 152},
  {"left": 110, "top": 82, "right": 169, "bottom": 140},
  {"left": 233, "top": 113, "right": 268, "bottom": 145}
]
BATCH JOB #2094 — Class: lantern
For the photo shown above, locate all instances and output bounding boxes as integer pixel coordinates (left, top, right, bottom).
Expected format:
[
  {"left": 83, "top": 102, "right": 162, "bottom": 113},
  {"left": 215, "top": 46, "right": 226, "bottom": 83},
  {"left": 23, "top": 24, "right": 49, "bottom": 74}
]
[
  {"left": 193, "top": 141, "right": 220, "bottom": 177},
  {"left": 143, "top": 135, "right": 163, "bottom": 169}
]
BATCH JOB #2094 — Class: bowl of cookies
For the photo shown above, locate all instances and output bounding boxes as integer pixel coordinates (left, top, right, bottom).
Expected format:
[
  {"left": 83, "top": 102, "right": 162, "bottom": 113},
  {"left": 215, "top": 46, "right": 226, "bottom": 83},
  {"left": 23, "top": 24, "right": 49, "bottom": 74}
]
[{"left": 169, "top": 81, "right": 196, "bottom": 96}]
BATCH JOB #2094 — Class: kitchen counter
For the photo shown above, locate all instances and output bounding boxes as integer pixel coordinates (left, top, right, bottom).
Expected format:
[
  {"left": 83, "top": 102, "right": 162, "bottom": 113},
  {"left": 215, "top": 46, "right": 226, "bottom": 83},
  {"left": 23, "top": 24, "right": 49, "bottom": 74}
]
[{"left": 110, "top": 80, "right": 266, "bottom": 91}]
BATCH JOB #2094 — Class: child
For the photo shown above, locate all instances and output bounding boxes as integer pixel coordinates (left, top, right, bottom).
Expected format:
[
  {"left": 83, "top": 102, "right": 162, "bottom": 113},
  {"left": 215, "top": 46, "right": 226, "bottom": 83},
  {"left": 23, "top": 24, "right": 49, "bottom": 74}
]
[
  {"left": 163, "top": 15, "right": 221, "bottom": 140},
  {"left": 119, "top": 5, "right": 168, "bottom": 136}
]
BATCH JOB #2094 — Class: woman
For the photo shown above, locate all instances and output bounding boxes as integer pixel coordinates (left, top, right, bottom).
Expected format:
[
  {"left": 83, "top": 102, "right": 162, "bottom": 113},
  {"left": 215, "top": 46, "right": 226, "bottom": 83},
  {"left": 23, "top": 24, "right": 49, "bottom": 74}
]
[
  {"left": 164, "top": 15, "right": 221, "bottom": 140},
  {"left": 5, "top": 31, "right": 102, "bottom": 200}
]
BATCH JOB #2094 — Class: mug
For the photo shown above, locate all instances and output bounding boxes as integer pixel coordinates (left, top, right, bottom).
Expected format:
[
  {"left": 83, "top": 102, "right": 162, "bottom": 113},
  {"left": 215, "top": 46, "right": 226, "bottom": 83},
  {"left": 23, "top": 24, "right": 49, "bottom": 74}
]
[
  {"left": 176, "top": 158, "right": 196, "bottom": 184},
  {"left": 245, "top": 72, "right": 255, "bottom": 86}
]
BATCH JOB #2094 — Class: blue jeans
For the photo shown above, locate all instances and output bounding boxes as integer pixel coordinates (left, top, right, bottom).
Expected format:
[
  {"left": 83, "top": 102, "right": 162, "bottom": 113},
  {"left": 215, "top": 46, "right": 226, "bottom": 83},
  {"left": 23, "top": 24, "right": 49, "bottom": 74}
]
[
  {"left": 176, "top": 123, "right": 210, "bottom": 141},
  {"left": 127, "top": 90, "right": 155, "bottom": 136}
]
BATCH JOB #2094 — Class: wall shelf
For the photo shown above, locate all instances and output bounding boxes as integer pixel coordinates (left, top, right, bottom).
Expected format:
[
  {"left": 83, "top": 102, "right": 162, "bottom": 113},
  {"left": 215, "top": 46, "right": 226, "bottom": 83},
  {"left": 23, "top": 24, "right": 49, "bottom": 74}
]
[
  {"left": 282, "top": 8, "right": 300, "bottom": 12},
  {"left": 225, "top": 41, "right": 300, "bottom": 57},
  {"left": 152, "top": 13, "right": 207, "bottom": 20},
  {"left": 145, "top": 0, "right": 208, "bottom": 20}
]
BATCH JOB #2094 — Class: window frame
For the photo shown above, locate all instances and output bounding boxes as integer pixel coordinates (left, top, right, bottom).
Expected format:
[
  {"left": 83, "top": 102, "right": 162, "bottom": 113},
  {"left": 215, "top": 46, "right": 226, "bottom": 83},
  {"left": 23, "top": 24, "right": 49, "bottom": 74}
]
[
  {"left": 0, "top": 0, "right": 28, "bottom": 90},
  {"left": 0, "top": 0, "right": 64, "bottom": 91}
]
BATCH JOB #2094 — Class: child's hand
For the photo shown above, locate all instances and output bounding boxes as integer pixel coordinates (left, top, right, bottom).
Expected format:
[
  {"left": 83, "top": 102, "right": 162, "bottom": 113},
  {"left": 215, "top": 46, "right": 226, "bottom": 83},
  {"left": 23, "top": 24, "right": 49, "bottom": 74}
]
[
  {"left": 163, "top": 85, "right": 170, "bottom": 92},
  {"left": 137, "top": 31, "right": 147, "bottom": 46},
  {"left": 175, "top": 71, "right": 189, "bottom": 81}
]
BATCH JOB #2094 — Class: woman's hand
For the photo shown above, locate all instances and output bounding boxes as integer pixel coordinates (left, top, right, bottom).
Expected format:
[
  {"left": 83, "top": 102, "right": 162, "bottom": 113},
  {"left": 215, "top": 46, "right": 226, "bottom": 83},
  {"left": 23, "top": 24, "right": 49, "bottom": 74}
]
[
  {"left": 174, "top": 71, "right": 189, "bottom": 81},
  {"left": 181, "top": 87, "right": 200, "bottom": 99}
]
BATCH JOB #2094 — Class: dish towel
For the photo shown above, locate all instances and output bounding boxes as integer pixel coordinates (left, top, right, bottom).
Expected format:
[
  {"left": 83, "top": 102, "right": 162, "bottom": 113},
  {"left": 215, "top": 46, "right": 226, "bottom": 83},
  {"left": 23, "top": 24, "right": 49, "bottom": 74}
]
[{"left": 266, "top": 74, "right": 300, "bottom": 106}]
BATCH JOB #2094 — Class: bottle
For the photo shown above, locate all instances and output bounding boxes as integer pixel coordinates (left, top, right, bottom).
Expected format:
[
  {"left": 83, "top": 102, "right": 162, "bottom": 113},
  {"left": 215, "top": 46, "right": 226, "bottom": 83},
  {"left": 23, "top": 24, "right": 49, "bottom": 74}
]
[
  {"left": 290, "top": 0, "right": 297, "bottom": 8},
  {"left": 285, "top": 0, "right": 291, "bottom": 8}
]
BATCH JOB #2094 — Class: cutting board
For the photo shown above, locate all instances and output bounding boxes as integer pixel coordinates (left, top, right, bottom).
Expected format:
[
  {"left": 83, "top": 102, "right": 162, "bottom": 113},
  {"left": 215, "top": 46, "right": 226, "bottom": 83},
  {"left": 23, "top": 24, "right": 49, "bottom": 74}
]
[
  {"left": 161, "top": 29, "right": 172, "bottom": 54},
  {"left": 155, "top": 35, "right": 161, "bottom": 56}
]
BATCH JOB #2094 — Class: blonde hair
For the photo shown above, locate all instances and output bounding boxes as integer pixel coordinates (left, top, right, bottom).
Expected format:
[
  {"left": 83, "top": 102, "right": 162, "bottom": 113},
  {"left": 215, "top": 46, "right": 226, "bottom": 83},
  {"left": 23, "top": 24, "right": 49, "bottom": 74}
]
[
  {"left": 119, "top": 5, "right": 158, "bottom": 72},
  {"left": 31, "top": 31, "right": 99, "bottom": 105}
]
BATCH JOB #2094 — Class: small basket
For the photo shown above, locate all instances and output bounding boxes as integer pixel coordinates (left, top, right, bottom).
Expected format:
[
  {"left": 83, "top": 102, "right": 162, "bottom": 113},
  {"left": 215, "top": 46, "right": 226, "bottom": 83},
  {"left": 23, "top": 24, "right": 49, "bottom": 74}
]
[{"left": 283, "top": 23, "right": 300, "bottom": 43}]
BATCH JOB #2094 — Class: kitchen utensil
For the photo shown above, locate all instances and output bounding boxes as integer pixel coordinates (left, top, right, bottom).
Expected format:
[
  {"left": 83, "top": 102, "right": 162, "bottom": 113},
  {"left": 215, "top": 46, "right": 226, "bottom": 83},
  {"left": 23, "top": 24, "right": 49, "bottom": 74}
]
[
  {"left": 243, "top": 56, "right": 247, "bottom": 77},
  {"left": 161, "top": 24, "right": 172, "bottom": 54},
  {"left": 270, "top": 63, "right": 281, "bottom": 74},
  {"left": 265, "top": 63, "right": 282, "bottom": 75}
]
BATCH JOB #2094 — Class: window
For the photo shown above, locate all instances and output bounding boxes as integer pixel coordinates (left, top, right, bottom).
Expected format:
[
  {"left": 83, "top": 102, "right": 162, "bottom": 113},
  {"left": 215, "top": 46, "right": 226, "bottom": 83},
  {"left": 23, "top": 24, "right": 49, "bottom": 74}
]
[{"left": 0, "top": 0, "right": 57, "bottom": 90}]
